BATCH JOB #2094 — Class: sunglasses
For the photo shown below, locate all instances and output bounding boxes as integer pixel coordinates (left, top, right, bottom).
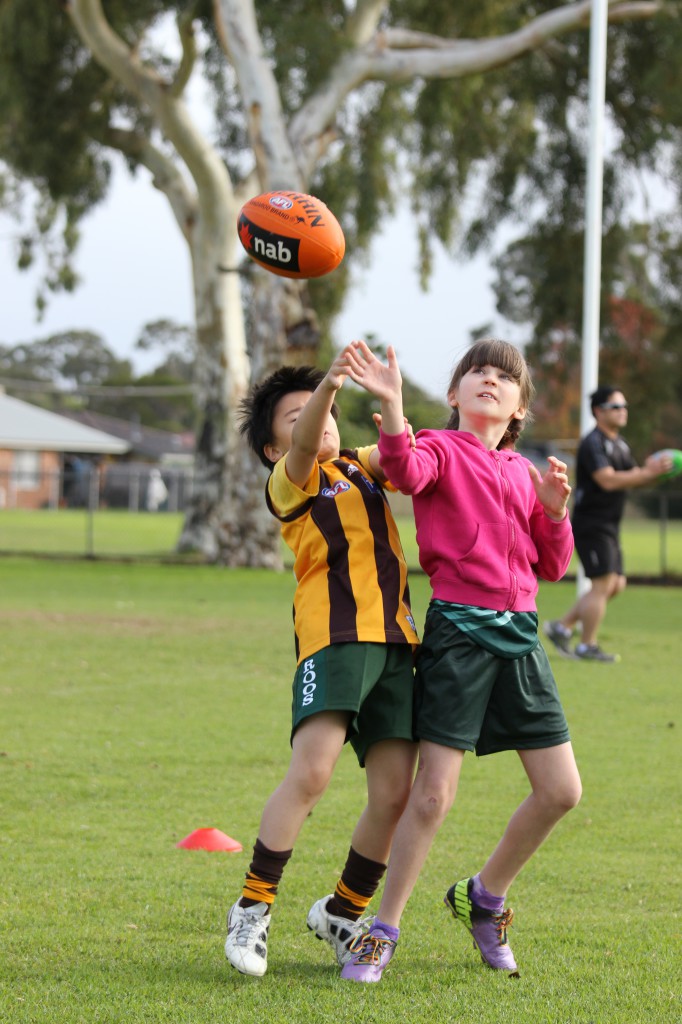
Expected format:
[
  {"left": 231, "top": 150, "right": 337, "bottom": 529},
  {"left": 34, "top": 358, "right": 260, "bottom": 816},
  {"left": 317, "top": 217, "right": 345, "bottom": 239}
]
[{"left": 599, "top": 402, "right": 628, "bottom": 410}]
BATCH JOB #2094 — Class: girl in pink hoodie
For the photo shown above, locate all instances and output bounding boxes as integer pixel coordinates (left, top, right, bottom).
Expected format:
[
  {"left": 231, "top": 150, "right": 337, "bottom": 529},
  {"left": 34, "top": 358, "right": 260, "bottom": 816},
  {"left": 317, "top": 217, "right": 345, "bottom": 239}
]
[{"left": 339, "top": 337, "right": 582, "bottom": 983}]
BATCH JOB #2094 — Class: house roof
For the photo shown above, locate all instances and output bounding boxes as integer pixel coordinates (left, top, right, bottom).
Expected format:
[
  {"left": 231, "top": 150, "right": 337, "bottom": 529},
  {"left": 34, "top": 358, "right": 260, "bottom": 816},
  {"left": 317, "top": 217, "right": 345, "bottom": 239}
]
[
  {"left": 0, "top": 392, "right": 130, "bottom": 454},
  {"left": 63, "top": 410, "right": 195, "bottom": 461}
]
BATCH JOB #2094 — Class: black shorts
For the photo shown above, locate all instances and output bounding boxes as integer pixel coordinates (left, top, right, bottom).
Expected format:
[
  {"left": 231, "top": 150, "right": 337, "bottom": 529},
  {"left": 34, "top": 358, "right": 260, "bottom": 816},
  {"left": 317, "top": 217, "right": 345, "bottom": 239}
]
[
  {"left": 573, "top": 520, "right": 623, "bottom": 578},
  {"left": 414, "top": 610, "right": 570, "bottom": 756}
]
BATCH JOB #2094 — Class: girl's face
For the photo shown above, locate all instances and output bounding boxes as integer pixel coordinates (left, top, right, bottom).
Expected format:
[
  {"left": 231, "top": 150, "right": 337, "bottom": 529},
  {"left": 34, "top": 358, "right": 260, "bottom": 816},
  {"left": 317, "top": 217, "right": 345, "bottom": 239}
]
[{"left": 448, "top": 364, "right": 526, "bottom": 439}]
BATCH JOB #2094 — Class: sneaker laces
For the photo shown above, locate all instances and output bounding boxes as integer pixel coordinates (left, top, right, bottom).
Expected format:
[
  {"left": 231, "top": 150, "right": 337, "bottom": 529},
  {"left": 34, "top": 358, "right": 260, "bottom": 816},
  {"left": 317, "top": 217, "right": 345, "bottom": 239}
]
[
  {"left": 232, "top": 908, "right": 267, "bottom": 946},
  {"left": 348, "top": 932, "right": 395, "bottom": 965},
  {"left": 491, "top": 907, "right": 514, "bottom": 945}
]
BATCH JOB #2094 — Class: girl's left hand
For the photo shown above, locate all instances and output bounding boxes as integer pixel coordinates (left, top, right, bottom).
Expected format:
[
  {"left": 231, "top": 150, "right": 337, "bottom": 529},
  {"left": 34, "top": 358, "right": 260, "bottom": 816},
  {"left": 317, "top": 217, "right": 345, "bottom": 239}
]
[{"left": 528, "top": 456, "right": 571, "bottom": 520}]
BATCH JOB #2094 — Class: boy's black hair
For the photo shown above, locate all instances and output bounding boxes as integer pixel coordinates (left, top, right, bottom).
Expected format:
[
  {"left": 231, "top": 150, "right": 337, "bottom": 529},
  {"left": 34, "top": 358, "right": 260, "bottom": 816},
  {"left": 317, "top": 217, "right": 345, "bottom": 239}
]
[
  {"left": 590, "top": 385, "right": 619, "bottom": 412},
  {"left": 239, "top": 365, "right": 339, "bottom": 469}
]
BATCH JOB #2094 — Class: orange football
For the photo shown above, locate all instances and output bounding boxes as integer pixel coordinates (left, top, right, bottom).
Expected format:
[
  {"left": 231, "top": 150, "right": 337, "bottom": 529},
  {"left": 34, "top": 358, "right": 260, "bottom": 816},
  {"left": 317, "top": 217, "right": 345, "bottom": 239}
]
[{"left": 237, "top": 191, "right": 345, "bottom": 279}]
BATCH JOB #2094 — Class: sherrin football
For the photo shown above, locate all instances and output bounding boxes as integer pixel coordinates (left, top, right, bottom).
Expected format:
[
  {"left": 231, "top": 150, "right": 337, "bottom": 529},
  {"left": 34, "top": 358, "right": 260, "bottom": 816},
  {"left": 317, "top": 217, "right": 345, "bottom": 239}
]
[
  {"left": 653, "top": 448, "right": 682, "bottom": 483},
  {"left": 237, "top": 191, "right": 345, "bottom": 279}
]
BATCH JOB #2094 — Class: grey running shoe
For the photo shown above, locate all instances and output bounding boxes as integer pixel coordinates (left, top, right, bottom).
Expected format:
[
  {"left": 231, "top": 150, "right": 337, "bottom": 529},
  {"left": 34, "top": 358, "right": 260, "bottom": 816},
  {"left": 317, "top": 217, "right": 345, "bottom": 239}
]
[
  {"left": 225, "top": 900, "right": 270, "bottom": 976},
  {"left": 575, "top": 643, "right": 619, "bottom": 663},
  {"left": 445, "top": 877, "right": 519, "bottom": 976},
  {"left": 306, "top": 894, "right": 368, "bottom": 966},
  {"left": 543, "top": 620, "right": 576, "bottom": 657}
]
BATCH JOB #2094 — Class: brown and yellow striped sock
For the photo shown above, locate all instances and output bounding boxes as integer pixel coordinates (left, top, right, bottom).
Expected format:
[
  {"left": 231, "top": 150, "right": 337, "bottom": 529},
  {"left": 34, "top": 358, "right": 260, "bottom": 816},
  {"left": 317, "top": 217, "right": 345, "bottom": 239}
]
[
  {"left": 326, "top": 846, "right": 387, "bottom": 921},
  {"left": 238, "top": 838, "right": 293, "bottom": 909}
]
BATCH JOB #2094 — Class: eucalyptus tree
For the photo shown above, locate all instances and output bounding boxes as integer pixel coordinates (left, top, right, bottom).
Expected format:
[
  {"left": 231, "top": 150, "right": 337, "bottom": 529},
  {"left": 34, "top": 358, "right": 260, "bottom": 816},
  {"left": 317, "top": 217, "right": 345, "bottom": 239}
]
[{"left": 0, "top": 0, "right": 678, "bottom": 563}]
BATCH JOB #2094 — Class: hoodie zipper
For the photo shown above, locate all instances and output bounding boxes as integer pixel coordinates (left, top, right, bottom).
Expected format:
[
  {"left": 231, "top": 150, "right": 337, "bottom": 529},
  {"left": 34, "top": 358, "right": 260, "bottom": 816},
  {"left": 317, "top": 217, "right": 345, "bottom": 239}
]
[{"left": 493, "top": 451, "right": 519, "bottom": 607}]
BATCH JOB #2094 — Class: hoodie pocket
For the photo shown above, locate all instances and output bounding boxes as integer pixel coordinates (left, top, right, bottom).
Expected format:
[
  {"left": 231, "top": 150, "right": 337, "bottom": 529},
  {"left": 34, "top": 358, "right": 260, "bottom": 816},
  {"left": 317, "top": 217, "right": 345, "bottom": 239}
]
[{"left": 455, "top": 522, "right": 509, "bottom": 588}]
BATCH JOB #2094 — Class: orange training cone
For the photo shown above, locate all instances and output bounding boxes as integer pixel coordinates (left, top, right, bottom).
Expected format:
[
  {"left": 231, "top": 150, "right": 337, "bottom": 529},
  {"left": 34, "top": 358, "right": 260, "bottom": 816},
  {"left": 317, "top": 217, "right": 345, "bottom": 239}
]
[{"left": 176, "top": 828, "right": 243, "bottom": 852}]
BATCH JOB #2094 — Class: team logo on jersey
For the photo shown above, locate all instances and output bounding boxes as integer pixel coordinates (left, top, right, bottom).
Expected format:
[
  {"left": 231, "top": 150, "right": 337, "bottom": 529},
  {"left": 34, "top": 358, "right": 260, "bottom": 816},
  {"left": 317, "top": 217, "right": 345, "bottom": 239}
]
[
  {"left": 346, "top": 463, "right": 380, "bottom": 493},
  {"left": 321, "top": 480, "right": 351, "bottom": 498}
]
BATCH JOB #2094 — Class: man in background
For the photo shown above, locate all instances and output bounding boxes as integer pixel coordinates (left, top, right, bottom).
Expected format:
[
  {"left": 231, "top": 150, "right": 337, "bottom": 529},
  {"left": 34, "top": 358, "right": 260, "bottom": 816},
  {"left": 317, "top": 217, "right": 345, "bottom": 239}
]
[{"left": 545, "top": 386, "right": 672, "bottom": 662}]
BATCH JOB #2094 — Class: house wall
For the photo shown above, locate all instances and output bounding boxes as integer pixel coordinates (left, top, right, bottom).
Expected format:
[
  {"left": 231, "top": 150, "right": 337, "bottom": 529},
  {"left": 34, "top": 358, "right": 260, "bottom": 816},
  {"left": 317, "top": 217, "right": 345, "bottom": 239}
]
[{"left": 0, "top": 449, "right": 61, "bottom": 509}]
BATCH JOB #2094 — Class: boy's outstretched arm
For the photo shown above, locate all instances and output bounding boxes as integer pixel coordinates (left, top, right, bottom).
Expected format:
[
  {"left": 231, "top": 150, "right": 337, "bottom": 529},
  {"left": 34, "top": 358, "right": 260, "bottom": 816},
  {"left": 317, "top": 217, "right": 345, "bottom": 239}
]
[
  {"left": 342, "top": 341, "right": 406, "bottom": 434},
  {"left": 285, "top": 353, "right": 347, "bottom": 486}
]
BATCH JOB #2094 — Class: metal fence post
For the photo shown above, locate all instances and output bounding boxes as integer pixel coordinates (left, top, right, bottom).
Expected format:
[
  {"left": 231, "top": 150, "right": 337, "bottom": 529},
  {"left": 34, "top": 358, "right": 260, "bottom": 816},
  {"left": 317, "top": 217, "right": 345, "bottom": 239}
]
[
  {"left": 86, "top": 465, "right": 100, "bottom": 558},
  {"left": 659, "top": 490, "right": 668, "bottom": 578}
]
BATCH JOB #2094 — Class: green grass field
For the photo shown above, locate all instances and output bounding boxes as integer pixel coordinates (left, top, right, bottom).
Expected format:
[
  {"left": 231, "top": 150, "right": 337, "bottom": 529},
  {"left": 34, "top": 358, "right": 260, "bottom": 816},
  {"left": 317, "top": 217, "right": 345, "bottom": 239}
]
[
  {"left": 1, "top": 560, "right": 680, "bottom": 1023},
  {"left": 1, "top": 507, "right": 682, "bottom": 577}
]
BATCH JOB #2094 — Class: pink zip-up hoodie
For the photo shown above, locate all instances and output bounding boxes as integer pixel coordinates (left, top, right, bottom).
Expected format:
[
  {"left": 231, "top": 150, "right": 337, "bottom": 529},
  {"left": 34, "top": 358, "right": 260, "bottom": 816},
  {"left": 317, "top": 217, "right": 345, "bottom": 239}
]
[{"left": 379, "top": 428, "right": 574, "bottom": 612}]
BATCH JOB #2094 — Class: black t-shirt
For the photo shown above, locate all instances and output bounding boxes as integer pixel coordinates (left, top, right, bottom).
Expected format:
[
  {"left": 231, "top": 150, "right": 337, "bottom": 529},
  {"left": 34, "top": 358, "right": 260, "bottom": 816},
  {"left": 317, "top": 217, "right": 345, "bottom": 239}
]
[{"left": 572, "top": 427, "right": 636, "bottom": 526}]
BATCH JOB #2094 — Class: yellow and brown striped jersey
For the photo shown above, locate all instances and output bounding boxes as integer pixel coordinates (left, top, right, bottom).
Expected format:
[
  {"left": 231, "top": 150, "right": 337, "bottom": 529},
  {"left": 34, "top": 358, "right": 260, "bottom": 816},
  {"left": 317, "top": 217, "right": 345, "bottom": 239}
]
[{"left": 267, "top": 446, "right": 419, "bottom": 665}]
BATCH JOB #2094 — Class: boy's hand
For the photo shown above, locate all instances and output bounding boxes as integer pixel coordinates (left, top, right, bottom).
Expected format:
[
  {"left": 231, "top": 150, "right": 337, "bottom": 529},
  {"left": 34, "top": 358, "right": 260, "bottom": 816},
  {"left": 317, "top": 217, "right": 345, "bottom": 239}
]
[
  {"left": 528, "top": 456, "right": 571, "bottom": 521},
  {"left": 373, "top": 413, "right": 416, "bottom": 448},
  {"left": 325, "top": 349, "right": 350, "bottom": 391}
]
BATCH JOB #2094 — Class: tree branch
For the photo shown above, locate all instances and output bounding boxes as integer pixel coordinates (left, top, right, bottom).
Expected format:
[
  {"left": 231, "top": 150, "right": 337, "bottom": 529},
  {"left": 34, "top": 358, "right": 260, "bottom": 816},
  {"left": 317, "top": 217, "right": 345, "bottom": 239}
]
[
  {"left": 344, "top": 0, "right": 389, "bottom": 46},
  {"left": 170, "top": 7, "right": 199, "bottom": 98},
  {"left": 65, "top": 0, "right": 237, "bottom": 224},
  {"left": 213, "top": 0, "right": 302, "bottom": 190},
  {"left": 97, "top": 126, "right": 198, "bottom": 240},
  {"left": 290, "top": 0, "right": 665, "bottom": 175}
]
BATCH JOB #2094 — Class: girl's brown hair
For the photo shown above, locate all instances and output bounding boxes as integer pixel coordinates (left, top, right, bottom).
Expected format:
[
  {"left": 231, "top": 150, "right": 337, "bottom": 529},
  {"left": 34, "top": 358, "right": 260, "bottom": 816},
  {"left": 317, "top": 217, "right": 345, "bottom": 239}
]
[{"left": 446, "top": 338, "right": 535, "bottom": 450}]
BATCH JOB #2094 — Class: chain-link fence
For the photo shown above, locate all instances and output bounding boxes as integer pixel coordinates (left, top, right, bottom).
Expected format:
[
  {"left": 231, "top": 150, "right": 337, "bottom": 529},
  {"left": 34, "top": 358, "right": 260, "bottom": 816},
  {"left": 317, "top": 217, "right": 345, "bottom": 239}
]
[
  {"left": 1, "top": 465, "right": 682, "bottom": 573},
  {"left": 0, "top": 463, "right": 193, "bottom": 513}
]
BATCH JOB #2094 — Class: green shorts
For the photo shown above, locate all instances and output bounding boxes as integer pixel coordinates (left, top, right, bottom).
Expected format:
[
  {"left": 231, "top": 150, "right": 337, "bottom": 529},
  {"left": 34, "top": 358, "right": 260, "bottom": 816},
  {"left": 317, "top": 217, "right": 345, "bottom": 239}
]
[
  {"left": 414, "top": 609, "right": 570, "bottom": 756},
  {"left": 291, "top": 643, "right": 415, "bottom": 767}
]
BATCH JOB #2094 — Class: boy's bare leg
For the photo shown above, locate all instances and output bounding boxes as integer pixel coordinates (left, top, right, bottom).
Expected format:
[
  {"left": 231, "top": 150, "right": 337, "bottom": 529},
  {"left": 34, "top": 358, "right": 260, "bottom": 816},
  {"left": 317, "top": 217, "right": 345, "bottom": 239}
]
[
  {"left": 258, "top": 711, "right": 349, "bottom": 850},
  {"left": 350, "top": 739, "right": 417, "bottom": 864}
]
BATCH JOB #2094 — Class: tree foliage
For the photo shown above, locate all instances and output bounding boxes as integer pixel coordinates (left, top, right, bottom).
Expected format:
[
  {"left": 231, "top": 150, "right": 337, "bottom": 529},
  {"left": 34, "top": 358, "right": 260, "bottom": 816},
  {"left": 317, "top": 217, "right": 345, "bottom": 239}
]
[
  {"left": 493, "top": 215, "right": 682, "bottom": 458},
  {"left": 0, "top": 325, "right": 195, "bottom": 431},
  {"left": 1, "top": 0, "right": 681, "bottom": 561}
]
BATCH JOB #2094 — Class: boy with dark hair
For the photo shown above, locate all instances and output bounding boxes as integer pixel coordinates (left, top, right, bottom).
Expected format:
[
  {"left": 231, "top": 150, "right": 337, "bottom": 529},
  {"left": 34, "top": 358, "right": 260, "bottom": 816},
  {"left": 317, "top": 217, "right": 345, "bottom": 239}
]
[{"left": 224, "top": 349, "right": 419, "bottom": 977}]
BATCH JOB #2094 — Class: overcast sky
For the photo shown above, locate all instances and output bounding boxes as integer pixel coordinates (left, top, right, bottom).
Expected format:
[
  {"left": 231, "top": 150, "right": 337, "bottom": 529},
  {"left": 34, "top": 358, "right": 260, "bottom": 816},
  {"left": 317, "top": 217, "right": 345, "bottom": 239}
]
[{"left": 0, "top": 161, "right": 517, "bottom": 402}]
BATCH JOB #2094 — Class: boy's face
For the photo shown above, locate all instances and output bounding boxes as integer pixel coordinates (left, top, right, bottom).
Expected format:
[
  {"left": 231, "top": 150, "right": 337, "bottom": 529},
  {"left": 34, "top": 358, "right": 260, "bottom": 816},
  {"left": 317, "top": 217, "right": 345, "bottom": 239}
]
[{"left": 264, "top": 390, "right": 341, "bottom": 465}]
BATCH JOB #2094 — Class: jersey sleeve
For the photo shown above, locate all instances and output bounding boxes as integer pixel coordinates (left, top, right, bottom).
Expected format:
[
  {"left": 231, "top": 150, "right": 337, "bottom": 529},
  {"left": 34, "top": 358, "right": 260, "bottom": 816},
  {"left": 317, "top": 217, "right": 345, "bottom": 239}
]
[
  {"left": 267, "top": 455, "right": 320, "bottom": 518},
  {"left": 352, "top": 445, "right": 398, "bottom": 492}
]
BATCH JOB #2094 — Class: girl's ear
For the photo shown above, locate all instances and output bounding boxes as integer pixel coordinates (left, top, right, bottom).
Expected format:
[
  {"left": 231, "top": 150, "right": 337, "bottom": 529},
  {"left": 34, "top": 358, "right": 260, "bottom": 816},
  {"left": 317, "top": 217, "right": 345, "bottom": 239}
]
[
  {"left": 511, "top": 405, "right": 527, "bottom": 422},
  {"left": 447, "top": 389, "right": 458, "bottom": 409}
]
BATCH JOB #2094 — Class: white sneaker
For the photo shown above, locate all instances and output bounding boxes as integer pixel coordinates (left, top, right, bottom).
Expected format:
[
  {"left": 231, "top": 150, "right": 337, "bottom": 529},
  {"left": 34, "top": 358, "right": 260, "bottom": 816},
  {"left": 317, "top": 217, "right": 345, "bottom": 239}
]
[
  {"left": 225, "top": 901, "right": 271, "bottom": 977},
  {"left": 306, "top": 894, "right": 369, "bottom": 966}
]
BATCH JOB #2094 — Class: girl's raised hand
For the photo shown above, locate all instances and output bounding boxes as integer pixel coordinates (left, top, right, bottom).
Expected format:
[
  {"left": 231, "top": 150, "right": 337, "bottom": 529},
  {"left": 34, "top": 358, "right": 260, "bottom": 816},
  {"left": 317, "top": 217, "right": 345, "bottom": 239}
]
[
  {"left": 528, "top": 456, "right": 571, "bottom": 521},
  {"left": 341, "top": 340, "right": 402, "bottom": 401}
]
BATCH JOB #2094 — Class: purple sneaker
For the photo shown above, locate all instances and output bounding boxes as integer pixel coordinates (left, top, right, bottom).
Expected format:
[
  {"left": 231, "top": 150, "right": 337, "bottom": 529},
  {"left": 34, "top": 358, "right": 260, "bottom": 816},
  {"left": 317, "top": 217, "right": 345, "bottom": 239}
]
[
  {"left": 340, "top": 923, "right": 397, "bottom": 983},
  {"left": 445, "top": 877, "right": 519, "bottom": 976}
]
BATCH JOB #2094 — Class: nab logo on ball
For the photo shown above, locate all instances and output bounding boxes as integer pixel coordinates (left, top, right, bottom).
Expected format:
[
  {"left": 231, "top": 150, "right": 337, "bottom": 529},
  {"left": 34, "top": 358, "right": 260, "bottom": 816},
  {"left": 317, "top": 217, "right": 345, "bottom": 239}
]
[
  {"left": 237, "top": 190, "right": 345, "bottom": 279},
  {"left": 238, "top": 214, "right": 302, "bottom": 275}
]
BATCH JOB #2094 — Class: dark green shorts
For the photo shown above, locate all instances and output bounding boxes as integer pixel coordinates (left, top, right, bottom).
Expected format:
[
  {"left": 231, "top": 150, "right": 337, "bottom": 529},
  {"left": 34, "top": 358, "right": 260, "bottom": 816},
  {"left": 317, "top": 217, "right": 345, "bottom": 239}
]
[
  {"left": 414, "top": 609, "right": 570, "bottom": 756},
  {"left": 291, "top": 643, "right": 415, "bottom": 766}
]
